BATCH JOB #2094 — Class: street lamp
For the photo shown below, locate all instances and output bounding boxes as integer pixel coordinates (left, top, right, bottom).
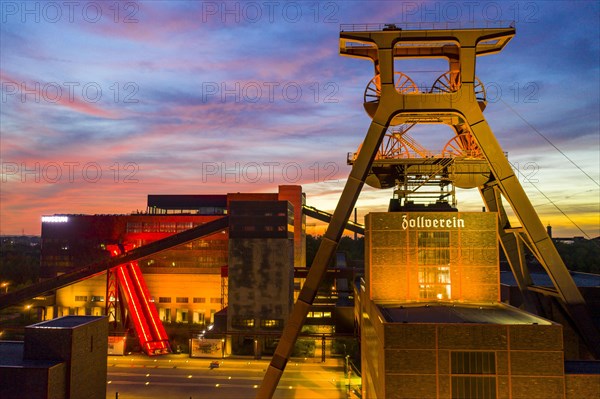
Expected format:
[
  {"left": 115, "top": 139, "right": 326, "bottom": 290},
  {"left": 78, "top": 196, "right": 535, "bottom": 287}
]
[
  {"left": 25, "top": 304, "right": 32, "bottom": 321},
  {"left": 1, "top": 282, "right": 8, "bottom": 293},
  {"left": 345, "top": 355, "right": 351, "bottom": 392}
]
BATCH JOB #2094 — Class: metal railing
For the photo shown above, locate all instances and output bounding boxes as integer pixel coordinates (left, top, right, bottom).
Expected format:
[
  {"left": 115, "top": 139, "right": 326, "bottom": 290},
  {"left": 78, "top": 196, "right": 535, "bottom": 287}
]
[{"left": 340, "top": 20, "right": 515, "bottom": 32}]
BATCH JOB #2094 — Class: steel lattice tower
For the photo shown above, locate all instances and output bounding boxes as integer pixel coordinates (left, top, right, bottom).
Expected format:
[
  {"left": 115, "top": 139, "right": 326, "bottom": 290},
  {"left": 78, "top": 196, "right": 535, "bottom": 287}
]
[{"left": 257, "top": 23, "right": 600, "bottom": 398}]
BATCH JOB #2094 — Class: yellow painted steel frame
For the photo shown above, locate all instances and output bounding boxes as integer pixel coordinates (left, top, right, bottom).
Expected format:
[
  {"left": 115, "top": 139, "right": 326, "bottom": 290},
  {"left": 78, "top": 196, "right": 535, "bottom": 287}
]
[{"left": 258, "top": 25, "right": 599, "bottom": 398}]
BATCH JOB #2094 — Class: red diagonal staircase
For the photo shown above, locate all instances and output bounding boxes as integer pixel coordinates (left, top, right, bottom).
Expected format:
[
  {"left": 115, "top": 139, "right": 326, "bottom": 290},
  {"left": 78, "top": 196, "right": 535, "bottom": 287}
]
[{"left": 115, "top": 261, "right": 170, "bottom": 355}]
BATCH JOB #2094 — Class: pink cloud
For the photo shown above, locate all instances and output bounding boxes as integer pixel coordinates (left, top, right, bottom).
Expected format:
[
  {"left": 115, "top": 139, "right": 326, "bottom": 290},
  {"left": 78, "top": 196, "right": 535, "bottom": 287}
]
[{"left": 0, "top": 70, "right": 119, "bottom": 119}]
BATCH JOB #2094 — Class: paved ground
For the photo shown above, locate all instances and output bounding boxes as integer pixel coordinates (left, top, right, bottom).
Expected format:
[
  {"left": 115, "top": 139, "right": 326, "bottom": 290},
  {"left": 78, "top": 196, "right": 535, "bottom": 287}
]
[{"left": 106, "top": 354, "right": 354, "bottom": 399}]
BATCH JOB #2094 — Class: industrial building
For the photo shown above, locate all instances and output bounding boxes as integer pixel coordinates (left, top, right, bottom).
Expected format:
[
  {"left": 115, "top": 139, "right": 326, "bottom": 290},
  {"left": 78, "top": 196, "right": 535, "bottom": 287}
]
[
  {"left": 32, "top": 186, "right": 314, "bottom": 355},
  {"left": 0, "top": 316, "right": 108, "bottom": 399}
]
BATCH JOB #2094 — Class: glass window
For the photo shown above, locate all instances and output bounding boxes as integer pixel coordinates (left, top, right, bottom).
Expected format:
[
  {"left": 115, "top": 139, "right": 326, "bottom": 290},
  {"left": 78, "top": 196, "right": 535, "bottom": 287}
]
[
  {"left": 417, "top": 231, "right": 451, "bottom": 300},
  {"left": 451, "top": 352, "right": 497, "bottom": 399},
  {"left": 260, "top": 319, "right": 283, "bottom": 329},
  {"left": 231, "top": 317, "right": 254, "bottom": 329}
]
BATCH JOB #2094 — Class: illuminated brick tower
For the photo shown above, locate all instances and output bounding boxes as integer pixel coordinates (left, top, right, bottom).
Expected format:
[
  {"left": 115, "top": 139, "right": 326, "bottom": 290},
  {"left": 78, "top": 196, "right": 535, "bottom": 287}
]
[{"left": 259, "top": 23, "right": 600, "bottom": 398}]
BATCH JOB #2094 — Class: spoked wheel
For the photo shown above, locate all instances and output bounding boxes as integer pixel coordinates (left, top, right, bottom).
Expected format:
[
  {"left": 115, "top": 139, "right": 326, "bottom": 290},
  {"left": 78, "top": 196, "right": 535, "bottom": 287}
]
[
  {"left": 364, "top": 72, "right": 419, "bottom": 119},
  {"left": 442, "top": 133, "right": 483, "bottom": 158},
  {"left": 364, "top": 72, "right": 419, "bottom": 103},
  {"left": 430, "top": 71, "right": 486, "bottom": 108},
  {"left": 376, "top": 133, "right": 411, "bottom": 160}
]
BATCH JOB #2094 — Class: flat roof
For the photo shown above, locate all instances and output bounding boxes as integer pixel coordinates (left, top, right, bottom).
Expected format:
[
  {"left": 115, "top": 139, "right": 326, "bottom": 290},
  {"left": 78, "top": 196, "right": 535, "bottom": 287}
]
[
  {"left": 0, "top": 341, "right": 62, "bottom": 368},
  {"left": 147, "top": 194, "right": 227, "bottom": 209},
  {"left": 501, "top": 271, "right": 600, "bottom": 288},
  {"left": 564, "top": 361, "right": 600, "bottom": 375},
  {"left": 379, "top": 303, "right": 552, "bottom": 325},
  {"left": 29, "top": 315, "right": 104, "bottom": 329}
]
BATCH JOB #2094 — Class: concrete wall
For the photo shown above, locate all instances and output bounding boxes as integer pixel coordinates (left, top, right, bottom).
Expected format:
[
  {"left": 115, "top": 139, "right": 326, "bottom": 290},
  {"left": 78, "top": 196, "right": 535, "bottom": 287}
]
[{"left": 227, "top": 238, "right": 294, "bottom": 331}]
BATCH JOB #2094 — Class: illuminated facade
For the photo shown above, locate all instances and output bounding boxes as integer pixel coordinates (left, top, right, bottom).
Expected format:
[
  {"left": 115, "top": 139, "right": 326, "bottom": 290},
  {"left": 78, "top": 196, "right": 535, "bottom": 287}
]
[
  {"left": 366, "top": 212, "right": 498, "bottom": 303},
  {"left": 358, "top": 211, "right": 599, "bottom": 399},
  {"left": 40, "top": 185, "right": 305, "bottom": 329}
]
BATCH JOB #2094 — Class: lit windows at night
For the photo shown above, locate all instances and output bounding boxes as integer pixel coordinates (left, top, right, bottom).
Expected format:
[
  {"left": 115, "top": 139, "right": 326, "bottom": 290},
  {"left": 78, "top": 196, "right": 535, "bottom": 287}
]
[
  {"left": 193, "top": 297, "right": 206, "bottom": 303},
  {"left": 41, "top": 216, "right": 69, "bottom": 223},
  {"left": 260, "top": 319, "right": 283, "bottom": 329},
  {"left": 231, "top": 317, "right": 255, "bottom": 329},
  {"left": 75, "top": 296, "right": 88, "bottom": 302},
  {"left": 158, "top": 297, "right": 171, "bottom": 303},
  {"left": 176, "top": 297, "right": 189, "bottom": 303},
  {"left": 307, "top": 311, "right": 332, "bottom": 318},
  {"left": 417, "top": 231, "right": 451, "bottom": 300}
]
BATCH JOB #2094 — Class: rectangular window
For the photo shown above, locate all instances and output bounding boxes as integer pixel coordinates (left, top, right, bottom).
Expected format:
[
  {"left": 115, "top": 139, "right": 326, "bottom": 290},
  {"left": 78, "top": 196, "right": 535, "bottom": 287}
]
[
  {"left": 158, "top": 297, "right": 172, "bottom": 303},
  {"left": 418, "top": 231, "right": 451, "bottom": 300},
  {"left": 176, "top": 297, "right": 189, "bottom": 303},
  {"left": 176, "top": 222, "right": 193, "bottom": 232},
  {"left": 126, "top": 222, "right": 142, "bottom": 233},
  {"left": 90, "top": 296, "right": 104, "bottom": 302},
  {"left": 210, "top": 297, "right": 221, "bottom": 304},
  {"left": 260, "top": 319, "right": 283, "bottom": 329},
  {"left": 193, "top": 297, "right": 206, "bottom": 303},
  {"left": 75, "top": 296, "right": 88, "bottom": 302},
  {"left": 451, "top": 352, "right": 497, "bottom": 399},
  {"left": 231, "top": 317, "right": 255, "bottom": 329},
  {"left": 143, "top": 222, "right": 160, "bottom": 233},
  {"left": 160, "top": 223, "right": 177, "bottom": 233}
]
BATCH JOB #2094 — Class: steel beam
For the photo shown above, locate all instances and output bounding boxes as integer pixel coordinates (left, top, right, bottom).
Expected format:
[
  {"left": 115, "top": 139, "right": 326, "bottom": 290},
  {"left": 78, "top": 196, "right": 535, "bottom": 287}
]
[
  {"left": 257, "top": 118, "right": 392, "bottom": 398},
  {"left": 0, "top": 217, "right": 229, "bottom": 309}
]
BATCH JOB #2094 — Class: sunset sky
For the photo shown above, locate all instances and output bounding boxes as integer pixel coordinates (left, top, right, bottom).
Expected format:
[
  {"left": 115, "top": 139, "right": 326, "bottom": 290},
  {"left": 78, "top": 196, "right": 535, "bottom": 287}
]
[{"left": 1, "top": 1, "right": 598, "bottom": 238}]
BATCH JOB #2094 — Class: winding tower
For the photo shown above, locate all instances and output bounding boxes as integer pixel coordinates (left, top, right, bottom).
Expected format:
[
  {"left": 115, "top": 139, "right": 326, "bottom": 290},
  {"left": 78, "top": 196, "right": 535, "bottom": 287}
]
[{"left": 258, "top": 23, "right": 600, "bottom": 397}]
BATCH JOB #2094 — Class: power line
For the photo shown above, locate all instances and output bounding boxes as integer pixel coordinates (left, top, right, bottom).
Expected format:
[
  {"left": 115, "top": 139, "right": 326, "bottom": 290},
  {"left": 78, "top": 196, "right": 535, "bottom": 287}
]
[
  {"left": 512, "top": 167, "right": 597, "bottom": 243},
  {"left": 500, "top": 99, "right": 600, "bottom": 187}
]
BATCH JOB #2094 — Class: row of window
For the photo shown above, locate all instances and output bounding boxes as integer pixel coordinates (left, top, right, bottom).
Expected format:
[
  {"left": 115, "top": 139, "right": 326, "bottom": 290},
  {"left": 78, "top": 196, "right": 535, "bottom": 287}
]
[
  {"left": 126, "top": 222, "right": 206, "bottom": 233},
  {"left": 74, "top": 296, "right": 104, "bottom": 302},
  {"left": 158, "top": 297, "right": 221, "bottom": 304},
  {"left": 231, "top": 317, "right": 283, "bottom": 330},
  {"left": 307, "top": 311, "right": 332, "bottom": 318},
  {"left": 153, "top": 208, "right": 226, "bottom": 215}
]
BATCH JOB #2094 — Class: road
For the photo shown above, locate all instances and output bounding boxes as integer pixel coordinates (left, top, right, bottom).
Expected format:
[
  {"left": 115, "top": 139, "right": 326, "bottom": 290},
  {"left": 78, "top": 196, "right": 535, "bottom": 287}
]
[{"left": 106, "top": 354, "right": 350, "bottom": 399}]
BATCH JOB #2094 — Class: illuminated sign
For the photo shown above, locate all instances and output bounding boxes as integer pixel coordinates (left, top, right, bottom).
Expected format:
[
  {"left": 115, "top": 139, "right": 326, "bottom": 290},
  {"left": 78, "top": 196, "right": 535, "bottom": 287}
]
[
  {"left": 41, "top": 216, "right": 69, "bottom": 223},
  {"left": 401, "top": 214, "right": 464, "bottom": 230}
]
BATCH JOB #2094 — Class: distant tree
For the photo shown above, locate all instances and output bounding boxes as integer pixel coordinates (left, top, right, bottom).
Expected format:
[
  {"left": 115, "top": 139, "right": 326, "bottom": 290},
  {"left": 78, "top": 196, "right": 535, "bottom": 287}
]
[
  {"left": 0, "top": 242, "right": 41, "bottom": 286},
  {"left": 555, "top": 240, "right": 600, "bottom": 274},
  {"left": 305, "top": 234, "right": 364, "bottom": 267}
]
